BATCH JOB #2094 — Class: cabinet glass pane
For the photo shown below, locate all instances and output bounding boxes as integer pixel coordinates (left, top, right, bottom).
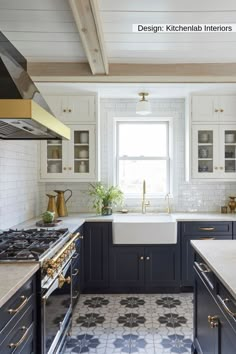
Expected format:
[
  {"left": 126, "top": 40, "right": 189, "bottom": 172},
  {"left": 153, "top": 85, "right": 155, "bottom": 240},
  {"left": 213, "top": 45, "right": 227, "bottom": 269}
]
[
  {"left": 74, "top": 130, "right": 90, "bottom": 173},
  {"left": 224, "top": 130, "right": 236, "bottom": 173},
  {"left": 197, "top": 130, "right": 213, "bottom": 173},
  {"left": 47, "top": 140, "right": 62, "bottom": 173}
]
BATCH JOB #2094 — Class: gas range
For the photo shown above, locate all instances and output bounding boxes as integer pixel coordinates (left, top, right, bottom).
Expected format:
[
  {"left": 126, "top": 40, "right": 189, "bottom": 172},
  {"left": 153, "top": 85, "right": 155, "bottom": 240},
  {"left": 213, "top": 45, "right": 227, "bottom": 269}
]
[{"left": 0, "top": 228, "right": 69, "bottom": 261}]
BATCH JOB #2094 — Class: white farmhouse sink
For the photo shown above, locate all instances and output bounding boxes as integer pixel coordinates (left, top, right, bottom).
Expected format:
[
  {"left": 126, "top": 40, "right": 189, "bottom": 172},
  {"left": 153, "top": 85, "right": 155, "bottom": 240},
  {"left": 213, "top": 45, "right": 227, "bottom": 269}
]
[{"left": 112, "top": 214, "right": 177, "bottom": 244}]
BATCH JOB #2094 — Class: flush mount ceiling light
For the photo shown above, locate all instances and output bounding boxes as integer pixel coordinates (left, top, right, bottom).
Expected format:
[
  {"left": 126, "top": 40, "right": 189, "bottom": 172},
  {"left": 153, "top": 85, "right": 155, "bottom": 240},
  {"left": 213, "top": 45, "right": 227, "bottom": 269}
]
[{"left": 136, "top": 92, "right": 151, "bottom": 115}]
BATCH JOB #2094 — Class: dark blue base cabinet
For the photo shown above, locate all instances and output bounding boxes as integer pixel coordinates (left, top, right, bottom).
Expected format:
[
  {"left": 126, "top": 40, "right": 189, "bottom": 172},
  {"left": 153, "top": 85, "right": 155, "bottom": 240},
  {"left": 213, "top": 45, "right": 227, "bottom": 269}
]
[
  {"left": 192, "top": 254, "right": 236, "bottom": 354},
  {"left": 110, "top": 245, "right": 180, "bottom": 292},
  {"left": 82, "top": 222, "right": 180, "bottom": 293}
]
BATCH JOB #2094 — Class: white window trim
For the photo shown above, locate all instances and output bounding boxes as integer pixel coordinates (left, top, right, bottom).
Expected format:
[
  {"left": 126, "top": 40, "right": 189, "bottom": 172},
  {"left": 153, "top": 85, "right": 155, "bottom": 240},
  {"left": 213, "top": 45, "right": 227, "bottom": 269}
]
[{"left": 113, "top": 117, "right": 174, "bottom": 199}]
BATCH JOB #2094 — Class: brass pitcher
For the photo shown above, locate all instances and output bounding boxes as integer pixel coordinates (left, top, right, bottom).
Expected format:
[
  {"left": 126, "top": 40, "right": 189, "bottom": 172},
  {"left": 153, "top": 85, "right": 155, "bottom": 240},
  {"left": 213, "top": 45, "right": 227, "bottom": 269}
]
[
  {"left": 54, "top": 189, "right": 72, "bottom": 217},
  {"left": 46, "top": 194, "right": 58, "bottom": 220}
]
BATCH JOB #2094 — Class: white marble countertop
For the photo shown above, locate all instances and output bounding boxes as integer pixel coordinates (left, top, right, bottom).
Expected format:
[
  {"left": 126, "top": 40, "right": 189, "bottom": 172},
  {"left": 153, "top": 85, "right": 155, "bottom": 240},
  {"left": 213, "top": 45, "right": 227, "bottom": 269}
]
[
  {"left": 0, "top": 263, "right": 39, "bottom": 307},
  {"left": 7, "top": 212, "right": 236, "bottom": 232},
  {"left": 191, "top": 240, "right": 236, "bottom": 299}
]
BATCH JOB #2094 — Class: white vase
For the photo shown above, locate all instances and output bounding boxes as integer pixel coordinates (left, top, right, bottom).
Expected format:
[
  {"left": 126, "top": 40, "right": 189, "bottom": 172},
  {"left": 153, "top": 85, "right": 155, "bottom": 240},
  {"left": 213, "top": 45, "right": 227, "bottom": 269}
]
[{"left": 80, "top": 132, "right": 89, "bottom": 143}]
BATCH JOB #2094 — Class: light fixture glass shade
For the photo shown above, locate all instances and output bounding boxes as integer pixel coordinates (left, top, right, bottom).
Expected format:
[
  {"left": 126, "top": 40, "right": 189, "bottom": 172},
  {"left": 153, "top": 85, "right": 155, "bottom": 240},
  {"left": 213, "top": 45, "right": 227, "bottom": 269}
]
[{"left": 136, "top": 92, "right": 151, "bottom": 115}]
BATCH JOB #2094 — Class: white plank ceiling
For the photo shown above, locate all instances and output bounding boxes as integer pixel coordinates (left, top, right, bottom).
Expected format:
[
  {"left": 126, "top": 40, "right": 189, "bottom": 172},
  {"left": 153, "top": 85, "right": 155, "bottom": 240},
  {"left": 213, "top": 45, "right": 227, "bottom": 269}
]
[
  {"left": 0, "top": 0, "right": 86, "bottom": 62},
  {"left": 99, "top": 0, "right": 236, "bottom": 64},
  {"left": 1, "top": 0, "right": 236, "bottom": 64}
]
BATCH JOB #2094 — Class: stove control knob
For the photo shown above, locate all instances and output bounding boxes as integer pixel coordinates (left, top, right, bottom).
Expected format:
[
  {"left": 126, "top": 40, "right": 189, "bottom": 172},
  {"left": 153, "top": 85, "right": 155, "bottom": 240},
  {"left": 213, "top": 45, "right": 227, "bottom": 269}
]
[{"left": 47, "top": 268, "right": 55, "bottom": 278}]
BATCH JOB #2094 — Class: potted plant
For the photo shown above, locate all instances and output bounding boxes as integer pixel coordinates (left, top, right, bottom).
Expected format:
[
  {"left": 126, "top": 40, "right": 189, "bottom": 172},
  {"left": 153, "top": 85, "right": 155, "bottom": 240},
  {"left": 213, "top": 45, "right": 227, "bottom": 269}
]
[{"left": 89, "top": 182, "right": 124, "bottom": 215}]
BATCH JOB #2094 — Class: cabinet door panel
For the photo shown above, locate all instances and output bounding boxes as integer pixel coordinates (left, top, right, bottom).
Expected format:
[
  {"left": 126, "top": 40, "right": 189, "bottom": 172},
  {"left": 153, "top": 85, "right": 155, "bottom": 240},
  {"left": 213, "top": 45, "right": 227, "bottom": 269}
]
[
  {"left": 83, "top": 223, "right": 111, "bottom": 290},
  {"left": 144, "top": 246, "right": 179, "bottom": 288},
  {"left": 219, "top": 96, "right": 236, "bottom": 123},
  {"left": 192, "top": 125, "right": 219, "bottom": 179},
  {"left": 192, "top": 96, "right": 216, "bottom": 122},
  {"left": 219, "top": 125, "right": 236, "bottom": 178},
  {"left": 110, "top": 247, "right": 144, "bottom": 288}
]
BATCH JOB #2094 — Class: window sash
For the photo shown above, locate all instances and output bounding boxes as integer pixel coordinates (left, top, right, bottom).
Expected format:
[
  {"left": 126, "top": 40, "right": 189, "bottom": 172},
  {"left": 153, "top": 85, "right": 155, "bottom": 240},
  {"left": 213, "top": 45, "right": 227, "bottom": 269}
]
[{"left": 116, "top": 120, "right": 171, "bottom": 196}]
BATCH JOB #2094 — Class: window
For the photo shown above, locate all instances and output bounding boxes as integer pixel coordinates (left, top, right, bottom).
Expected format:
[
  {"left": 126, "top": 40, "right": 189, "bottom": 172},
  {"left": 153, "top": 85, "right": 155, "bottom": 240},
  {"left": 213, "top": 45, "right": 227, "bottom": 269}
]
[{"left": 116, "top": 120, "right": 171, "bottom": 197}]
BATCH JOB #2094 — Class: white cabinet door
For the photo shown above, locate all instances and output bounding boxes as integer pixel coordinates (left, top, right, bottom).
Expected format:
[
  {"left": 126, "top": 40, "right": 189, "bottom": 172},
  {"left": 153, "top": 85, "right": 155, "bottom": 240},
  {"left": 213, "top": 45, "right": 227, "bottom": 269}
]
[
  {"left": 67, "top": 125, "right": 97, "bottom": 180},
  {"left": 192, "top": 96, "right": 216, "bottom": 122},
  {"left": 192, "top": 125, "right": 219, "bottom": 178},
  {"left": 219, "top": 125, "right": 236, "bottom": 178},
  {"left": 40, "top": 139, "right": 69, "bottom": 179},
  {"left": 44, "top": 95, "right": 96, "bottom": 123},
  {"left": 66, "top": 96, "right": 96, "bottom": 123},
  {"left": 218, "top": 97, "right": 236, "bottom": 123}
]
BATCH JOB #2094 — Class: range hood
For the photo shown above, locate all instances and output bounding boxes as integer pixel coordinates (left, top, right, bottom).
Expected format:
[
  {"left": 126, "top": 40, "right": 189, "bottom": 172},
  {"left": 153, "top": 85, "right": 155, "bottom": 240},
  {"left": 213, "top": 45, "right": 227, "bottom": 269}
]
[{"left": 0, "top": 32, "right": 70, "bottom": 140}]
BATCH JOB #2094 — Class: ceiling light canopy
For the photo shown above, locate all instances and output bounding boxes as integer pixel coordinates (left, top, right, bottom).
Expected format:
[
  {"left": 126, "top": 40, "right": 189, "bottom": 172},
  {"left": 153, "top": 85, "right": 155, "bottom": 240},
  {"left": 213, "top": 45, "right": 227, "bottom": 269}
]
[{"left": 136, "top": 92, "right": 151, "bottom": 115}]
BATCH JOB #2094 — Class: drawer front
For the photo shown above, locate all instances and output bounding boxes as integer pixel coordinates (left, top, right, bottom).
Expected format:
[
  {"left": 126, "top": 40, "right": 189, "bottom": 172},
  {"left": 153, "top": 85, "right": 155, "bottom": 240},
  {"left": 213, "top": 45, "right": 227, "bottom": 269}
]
[
  {"left": 217, "top": 282, "right": 236, "bottom": 332},
  {"left": 0, "top": 278, "right": 34, "bottom": 334},
  {"left": 0, "top": 307, "right": 34, "bottom": 354},
  {"left": 182, "top": 221, "right": 233, "bottom": 236}
]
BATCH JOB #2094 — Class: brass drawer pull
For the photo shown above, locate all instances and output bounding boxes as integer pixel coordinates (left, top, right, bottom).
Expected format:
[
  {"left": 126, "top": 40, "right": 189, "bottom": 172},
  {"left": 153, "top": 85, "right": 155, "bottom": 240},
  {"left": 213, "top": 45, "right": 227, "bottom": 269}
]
[
  {"left": 199, "top": 237, "right": 215, "bottom": 240},
  {"left": 217, "top": 295, "right": 236, "bottom": 319},
  {"left": 72, "top": 290, "right": 80, "bottom": 300},
  {"left": 9, "top": 326, "right": 29, "bottom": 348},
  {"left": 199, "top": 227, "right": 215, "bottom": 231},
  {"left": 72, "top": 268, "right": 79, "bottom": 276},
  {"left": 8, "top": 296, "right": 28, "bottom": 314},
  {"left": 194, "top": 261, "right": 211, "bottom": 273}
]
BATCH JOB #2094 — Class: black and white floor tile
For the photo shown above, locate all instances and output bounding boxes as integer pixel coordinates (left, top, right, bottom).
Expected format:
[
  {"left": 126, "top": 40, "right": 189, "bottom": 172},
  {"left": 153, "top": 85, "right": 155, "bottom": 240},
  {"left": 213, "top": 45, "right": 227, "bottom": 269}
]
[{"left": 64, "top": 293, "right": 193, "bottom": 354}]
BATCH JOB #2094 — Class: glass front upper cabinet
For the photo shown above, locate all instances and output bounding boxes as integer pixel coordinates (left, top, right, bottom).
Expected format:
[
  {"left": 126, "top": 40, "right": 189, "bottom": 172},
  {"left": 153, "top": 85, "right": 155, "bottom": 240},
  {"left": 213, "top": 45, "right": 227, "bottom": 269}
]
[{"left": 224, "top": 130, "right": 236, "bottom": 173}]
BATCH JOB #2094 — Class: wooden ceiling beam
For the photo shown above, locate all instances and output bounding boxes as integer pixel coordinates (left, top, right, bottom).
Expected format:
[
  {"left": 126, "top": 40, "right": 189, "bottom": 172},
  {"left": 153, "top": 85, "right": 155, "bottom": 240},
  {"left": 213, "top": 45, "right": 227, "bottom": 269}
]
[
  {"left": 68, "top": 0, "right": 108, "bottom": 75},
  {"left": 28, "top": 62, "right": 236, "bottom": 83}
]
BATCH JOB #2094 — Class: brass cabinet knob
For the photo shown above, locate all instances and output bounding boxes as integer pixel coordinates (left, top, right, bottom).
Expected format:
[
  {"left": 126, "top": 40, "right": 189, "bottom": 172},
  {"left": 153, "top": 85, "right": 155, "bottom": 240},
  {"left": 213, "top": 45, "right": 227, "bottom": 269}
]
[
  {"left": 63, "top": 167, "right": 67, "bottom": 170},
  {"left": 214, "top": 167, "right": 218, "bottom": 170},
  {"left": 63, "top": 109, "right": 67, "bottom": 113},
  {"left": 208, "top": 315, "right": 218, "bottom": 328},
  {"left": 68, "top": 109, "right": 72, "bottom": 113},
  {"left": 215, "top": 109, "right": 219, "bottom": 112},
  {"left": 140, "top": 256, "right": 144, "bottom": 260},
  {"left": 146, "top": 256, "right": 150, "bottom": 261},
  {"left": 220, "top": 167, "right": 223, "bottom": 170},
  {"left": 220, "top": 109, "right": 224, "bottom": 112},
  {"left": 68, "top": 167, "right": 72, "bottom": 170}
]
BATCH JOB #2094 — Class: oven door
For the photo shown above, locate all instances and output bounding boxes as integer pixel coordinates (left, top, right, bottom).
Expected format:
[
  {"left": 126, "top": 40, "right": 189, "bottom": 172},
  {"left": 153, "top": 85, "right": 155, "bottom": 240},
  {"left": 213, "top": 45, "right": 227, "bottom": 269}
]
[{"left": 42, "top": 259, "right": 72, "bottom": 354}]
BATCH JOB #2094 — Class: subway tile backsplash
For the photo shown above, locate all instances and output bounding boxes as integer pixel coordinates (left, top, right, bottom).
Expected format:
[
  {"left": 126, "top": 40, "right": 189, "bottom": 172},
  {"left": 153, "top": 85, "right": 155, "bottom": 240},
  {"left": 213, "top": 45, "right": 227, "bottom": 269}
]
[{"left": 0, "top": 140, "right": 40, "bottom": 229}]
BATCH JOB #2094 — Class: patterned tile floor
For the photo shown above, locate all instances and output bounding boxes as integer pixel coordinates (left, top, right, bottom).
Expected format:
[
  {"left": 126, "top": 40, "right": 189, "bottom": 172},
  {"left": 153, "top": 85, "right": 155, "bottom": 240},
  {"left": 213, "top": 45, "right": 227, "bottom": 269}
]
[{"left": 64, "top": 293, "right": 193, "bottom": 354}]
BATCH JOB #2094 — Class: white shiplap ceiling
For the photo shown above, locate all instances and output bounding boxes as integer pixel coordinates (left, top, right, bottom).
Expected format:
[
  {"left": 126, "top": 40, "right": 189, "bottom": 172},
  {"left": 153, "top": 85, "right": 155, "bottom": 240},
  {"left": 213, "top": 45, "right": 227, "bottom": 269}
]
[
  {"left": 1, "top": 0, "right": 236, "bottom": 65},
  {"left": 0, "top": 0, "right": 86, "bottom": 62}
]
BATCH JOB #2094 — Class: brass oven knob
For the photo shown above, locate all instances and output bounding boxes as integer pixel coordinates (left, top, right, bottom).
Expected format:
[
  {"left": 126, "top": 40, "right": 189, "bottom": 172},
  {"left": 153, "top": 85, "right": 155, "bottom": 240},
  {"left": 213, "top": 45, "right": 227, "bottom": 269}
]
[
  {"left": 47, "top": 268, "right": 55, "bottom": 278},
  {"left": 58, "top": 274, "right": 71, "bottom": 288}
]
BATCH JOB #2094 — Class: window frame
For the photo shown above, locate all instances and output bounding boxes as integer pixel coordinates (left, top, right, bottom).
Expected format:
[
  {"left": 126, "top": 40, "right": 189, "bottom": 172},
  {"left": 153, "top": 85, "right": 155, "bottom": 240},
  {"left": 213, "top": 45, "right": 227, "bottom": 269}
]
[{"left": 114, "top": 117, "right": 173, "bottom": 198}]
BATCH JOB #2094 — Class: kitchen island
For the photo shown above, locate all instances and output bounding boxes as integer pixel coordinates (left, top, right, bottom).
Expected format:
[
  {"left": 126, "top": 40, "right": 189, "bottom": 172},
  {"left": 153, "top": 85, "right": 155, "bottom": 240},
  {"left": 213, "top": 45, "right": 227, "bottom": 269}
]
[{"left": 191, "top": 240, "right": 236, "bottom": 354}]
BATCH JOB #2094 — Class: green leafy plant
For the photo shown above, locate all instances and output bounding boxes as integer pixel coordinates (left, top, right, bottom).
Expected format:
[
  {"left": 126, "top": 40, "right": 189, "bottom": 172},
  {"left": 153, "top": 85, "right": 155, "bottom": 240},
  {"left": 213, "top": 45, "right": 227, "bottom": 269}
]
[{"left": 89, "top": 182, "right": 124, "bottom": 215}]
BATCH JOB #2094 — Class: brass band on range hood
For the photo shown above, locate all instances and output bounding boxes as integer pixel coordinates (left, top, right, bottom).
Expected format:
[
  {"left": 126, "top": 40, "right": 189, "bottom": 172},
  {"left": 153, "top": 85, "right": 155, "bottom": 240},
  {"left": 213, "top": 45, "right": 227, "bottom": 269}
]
[{"left": 0, "top": 99, "right": 71, "bottom": 140}]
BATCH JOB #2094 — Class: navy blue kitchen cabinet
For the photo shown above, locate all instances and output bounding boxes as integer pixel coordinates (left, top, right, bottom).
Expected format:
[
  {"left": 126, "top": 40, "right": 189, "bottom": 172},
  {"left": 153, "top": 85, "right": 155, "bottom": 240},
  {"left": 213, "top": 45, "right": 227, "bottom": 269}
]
[
  {"left": 193, "top": 252, "right": 236, "bottom": 354},
  {"left": 83, "top": 222, "right": 112, "bottom": 292},
  {"left": 0, "top": 275, "right": 37, "bottom": 353},
  {"left": 180, "top": 221, "right": 233, "bottom": 288},
  {"left": 109, "top": 246, "right": 144, "bottom": 290},
  {"left": 110, "top": 244, "right": 180, "bottom": 292}
]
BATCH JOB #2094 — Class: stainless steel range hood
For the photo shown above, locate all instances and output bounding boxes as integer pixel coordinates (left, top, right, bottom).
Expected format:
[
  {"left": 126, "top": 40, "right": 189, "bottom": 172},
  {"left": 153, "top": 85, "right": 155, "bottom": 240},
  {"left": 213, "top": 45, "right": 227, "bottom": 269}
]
[{"left": 0, "top": 32, "right": 70, "bottom": 140}]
